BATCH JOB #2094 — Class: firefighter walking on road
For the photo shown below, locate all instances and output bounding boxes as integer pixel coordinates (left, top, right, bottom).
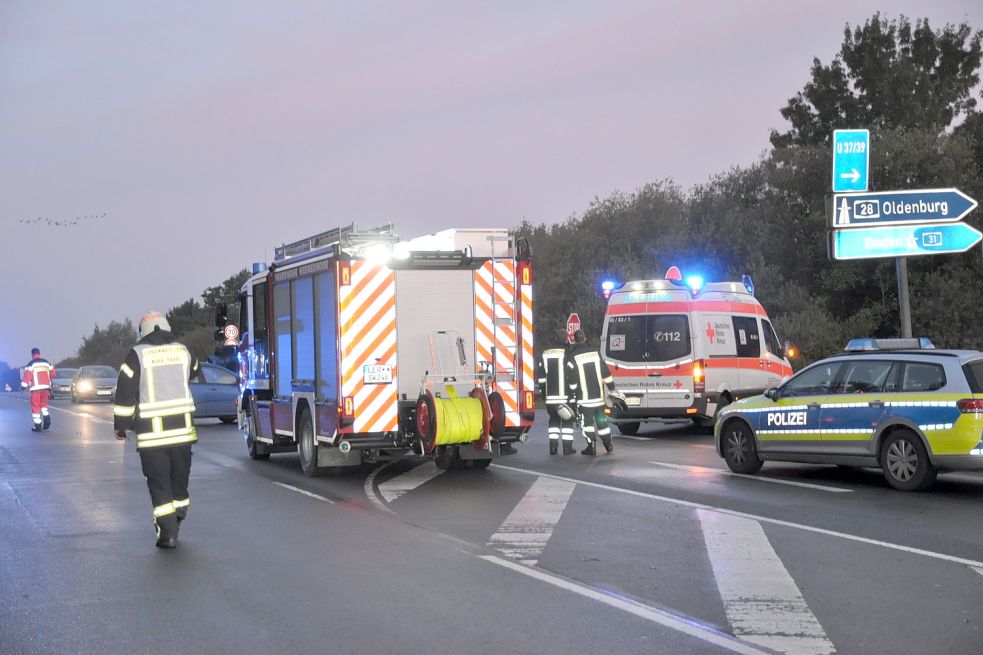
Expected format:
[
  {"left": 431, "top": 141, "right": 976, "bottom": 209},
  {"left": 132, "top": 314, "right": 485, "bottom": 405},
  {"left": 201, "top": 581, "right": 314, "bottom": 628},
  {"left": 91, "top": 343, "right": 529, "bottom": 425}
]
[
  {"left": 113, "top": 312, "right": 200, "bottom": 549},
  {"left": 537, "top": 328, "right": 577, "bottom": 455},
  {"left": 569, "top": 330, "right": 616, "bottom": 456},
  {"left": 21, "top": 347, "right": 55, "bottom": 432}
]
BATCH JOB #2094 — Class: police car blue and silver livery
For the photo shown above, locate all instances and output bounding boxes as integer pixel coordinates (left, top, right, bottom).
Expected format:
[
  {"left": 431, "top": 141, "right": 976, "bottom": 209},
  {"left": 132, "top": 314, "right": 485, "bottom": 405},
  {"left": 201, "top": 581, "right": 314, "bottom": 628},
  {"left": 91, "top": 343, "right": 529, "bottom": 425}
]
[{"left": 714, "top": 339, "right": 983, "bottom": 491}]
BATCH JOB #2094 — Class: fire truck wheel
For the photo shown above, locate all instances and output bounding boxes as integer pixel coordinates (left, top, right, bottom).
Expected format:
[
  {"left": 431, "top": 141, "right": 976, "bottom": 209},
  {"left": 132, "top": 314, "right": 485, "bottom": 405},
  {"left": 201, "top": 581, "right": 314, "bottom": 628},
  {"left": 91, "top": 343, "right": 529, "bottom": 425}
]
[
  {"left": 245, "top": 413, "right": 270, "bottom": 461},
  {"left": 297, "top": 407, "right": 324, "bottom": 477},
  {"left": 464, "top": 458, "right": 491, "bottom": 469},
  {"left": 487, "top": 392, "right": 506, "bottom": 437}
]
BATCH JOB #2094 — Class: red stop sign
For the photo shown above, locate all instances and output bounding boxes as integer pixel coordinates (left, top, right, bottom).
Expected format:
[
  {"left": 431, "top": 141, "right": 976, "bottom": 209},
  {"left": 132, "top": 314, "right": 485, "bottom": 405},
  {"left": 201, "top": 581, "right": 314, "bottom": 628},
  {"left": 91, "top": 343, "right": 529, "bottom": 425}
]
[{"left": 566, "top": 313, "right": 581, "bottom": 344}]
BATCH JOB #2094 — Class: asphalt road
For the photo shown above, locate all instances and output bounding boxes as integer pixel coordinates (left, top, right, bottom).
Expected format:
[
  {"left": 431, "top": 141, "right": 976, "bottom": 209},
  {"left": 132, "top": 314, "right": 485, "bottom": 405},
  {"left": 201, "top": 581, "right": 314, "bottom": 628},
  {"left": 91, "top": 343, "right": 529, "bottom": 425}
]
[{"left": 2, "top": 393, "right": 982, "bottom": 655}]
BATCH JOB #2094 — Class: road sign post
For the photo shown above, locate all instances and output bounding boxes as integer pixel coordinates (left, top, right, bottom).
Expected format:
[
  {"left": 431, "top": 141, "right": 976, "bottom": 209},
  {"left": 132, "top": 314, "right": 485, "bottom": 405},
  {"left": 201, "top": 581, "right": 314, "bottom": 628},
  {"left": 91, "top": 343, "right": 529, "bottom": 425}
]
[
  {"left": 832, "top": 129, "right": 870, "bottom": 193},
  {"left": 566, "top": 313, "right": 581, "bottom": 344}
]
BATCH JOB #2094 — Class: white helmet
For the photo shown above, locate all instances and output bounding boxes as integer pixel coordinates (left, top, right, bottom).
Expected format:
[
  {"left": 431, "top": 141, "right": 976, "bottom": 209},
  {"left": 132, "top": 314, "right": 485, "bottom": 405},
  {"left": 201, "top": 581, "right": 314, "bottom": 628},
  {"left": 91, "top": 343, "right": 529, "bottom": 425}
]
[
  {"left": 557, "top": 404, "right": 576, "bottom": 421},
  {"left": 139, "top": 311, "right": 171, "bottom": 338}
]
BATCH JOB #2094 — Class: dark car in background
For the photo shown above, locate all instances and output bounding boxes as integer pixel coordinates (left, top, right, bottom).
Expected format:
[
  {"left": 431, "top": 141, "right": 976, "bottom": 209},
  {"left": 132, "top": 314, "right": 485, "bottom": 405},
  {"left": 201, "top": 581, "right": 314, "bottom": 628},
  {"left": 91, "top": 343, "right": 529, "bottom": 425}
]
[
  {"left": 72, "top": 366, "right": 118, "bottom": 403},
  {"left": 191, "top": 363, "right": 239, "bottom": 424},
  {"left": 50, "top": 368, "right": 78, "bottom": 398}
]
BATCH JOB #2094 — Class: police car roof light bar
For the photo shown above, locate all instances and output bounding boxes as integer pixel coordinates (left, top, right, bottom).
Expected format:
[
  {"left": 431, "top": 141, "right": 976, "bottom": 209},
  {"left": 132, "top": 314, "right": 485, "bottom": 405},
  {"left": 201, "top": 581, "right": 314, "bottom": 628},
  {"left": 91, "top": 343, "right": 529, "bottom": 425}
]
[{"left": 844, "top": 337, "right": 936, "bottom": 352}]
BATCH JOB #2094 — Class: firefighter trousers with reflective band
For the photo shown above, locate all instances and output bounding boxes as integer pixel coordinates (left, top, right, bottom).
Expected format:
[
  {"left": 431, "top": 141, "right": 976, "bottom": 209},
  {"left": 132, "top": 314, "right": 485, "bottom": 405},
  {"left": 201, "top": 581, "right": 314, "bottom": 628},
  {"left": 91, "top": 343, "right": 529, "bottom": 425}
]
[
  {"left": 546, "top": 404, "right": 576, "bottom": 443},
  {"left": 579, "top": 406, "right": 611, "bottom": 446},
  {"left": 140, "top": 444, "right": 192, "bottom": 538},
  {"left": 30, "top": 390, "right": 50, "bottom": 427}
]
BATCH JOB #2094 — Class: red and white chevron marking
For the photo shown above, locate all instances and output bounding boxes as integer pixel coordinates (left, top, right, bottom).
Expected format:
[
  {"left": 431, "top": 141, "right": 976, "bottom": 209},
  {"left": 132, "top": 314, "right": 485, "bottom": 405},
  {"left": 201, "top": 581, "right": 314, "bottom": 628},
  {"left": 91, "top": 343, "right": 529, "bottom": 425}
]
[
  {"left": 475, "top": 261, "right": 520, "bottom": 426},
  {"left": 339, "top": 262, "right": 398, "bottom": 434}
]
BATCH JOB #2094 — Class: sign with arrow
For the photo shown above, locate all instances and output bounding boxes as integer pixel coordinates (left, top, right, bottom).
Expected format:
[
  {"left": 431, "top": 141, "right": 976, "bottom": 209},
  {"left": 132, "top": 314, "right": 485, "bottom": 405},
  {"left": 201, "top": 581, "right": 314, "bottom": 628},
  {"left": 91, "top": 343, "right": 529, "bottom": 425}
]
[
  {"left": 829, "top": 188, "right": 977, "bottom": 228},
  {"left": 829, "top": 221, "right": 983, "bottom": 260},
  {"left": 832, "top": 129, "right": 869, "bottom": 192}
]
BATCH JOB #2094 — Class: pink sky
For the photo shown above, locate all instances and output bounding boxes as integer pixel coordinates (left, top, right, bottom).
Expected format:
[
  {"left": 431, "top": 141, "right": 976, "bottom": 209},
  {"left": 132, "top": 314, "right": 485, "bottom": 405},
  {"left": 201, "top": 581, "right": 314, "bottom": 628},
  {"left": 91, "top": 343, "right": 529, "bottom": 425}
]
[{"left": 1, "top": 0, "right": 980, "bottom": 365}]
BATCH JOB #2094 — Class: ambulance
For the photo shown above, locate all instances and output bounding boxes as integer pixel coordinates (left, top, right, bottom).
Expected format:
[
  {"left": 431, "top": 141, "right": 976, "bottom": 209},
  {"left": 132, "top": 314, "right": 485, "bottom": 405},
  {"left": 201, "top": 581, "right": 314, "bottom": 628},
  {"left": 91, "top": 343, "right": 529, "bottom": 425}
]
[{"left": 600, "top": 267, "right": 793, "bottom": 434}]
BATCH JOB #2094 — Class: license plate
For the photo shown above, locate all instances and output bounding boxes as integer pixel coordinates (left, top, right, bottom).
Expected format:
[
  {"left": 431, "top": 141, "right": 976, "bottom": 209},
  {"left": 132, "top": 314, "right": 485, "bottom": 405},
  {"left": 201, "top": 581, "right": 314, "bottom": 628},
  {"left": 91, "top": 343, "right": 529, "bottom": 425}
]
[
  {"left": 363, "top": 365, "right": 392, "bottom": 385},
  {"left": 97, "top": 390, "right": 112, "bottom": 396},
  {"left": 625, "top": 396, "right": 641, "bottom": 406}
]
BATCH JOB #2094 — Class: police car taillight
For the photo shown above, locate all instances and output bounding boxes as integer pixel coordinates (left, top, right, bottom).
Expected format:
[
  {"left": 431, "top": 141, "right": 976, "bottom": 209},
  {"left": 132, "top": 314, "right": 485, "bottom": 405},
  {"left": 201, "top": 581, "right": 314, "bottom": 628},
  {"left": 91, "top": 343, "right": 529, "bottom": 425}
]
[{"left": 956, "top": 399, "right": 983, "bottom": 413}]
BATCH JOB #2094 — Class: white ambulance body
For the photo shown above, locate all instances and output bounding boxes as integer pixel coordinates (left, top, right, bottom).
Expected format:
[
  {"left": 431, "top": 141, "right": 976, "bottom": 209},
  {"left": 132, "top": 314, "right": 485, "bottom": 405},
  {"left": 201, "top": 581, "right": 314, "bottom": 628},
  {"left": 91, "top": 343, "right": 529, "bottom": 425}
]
[
  {"left": 600, "top": 269, "right": 793, "bottom": 434},
  {"left": 236, "top": 224, "right": 535, "bottom": 473}
]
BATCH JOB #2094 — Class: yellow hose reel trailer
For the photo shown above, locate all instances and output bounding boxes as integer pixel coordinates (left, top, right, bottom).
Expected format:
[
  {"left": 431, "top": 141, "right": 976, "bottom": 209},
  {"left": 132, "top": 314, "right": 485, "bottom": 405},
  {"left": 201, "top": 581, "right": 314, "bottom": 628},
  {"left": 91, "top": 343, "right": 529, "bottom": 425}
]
[{"left": 416, "top": 386, "right": 492, "bottom": 454}]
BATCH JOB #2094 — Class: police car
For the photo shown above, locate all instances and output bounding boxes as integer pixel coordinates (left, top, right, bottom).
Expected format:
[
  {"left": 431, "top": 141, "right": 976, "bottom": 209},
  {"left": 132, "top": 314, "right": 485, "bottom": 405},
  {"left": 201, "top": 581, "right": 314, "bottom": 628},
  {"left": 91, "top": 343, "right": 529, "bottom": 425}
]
[{"left": 714, "top": 339, "right": 983, "bottom": 491}]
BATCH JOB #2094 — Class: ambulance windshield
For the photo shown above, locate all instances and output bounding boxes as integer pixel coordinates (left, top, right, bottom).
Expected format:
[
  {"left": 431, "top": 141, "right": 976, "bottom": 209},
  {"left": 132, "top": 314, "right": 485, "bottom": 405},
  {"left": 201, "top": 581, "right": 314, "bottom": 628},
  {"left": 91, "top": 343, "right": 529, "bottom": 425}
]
[{"left": 605, "top": 314, "right": 691, "bottom": 363}]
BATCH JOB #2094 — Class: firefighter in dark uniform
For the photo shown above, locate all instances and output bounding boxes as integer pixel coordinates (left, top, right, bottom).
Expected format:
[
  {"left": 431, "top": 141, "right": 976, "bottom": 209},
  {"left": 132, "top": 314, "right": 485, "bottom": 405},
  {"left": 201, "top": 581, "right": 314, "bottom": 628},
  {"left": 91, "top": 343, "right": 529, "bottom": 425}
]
[
  {"left": 569, "top": 329, "right": 616, "bottom": 455},
  {"left": 113, "top": 312, "right": 200, "bottom": 549},
  {"left": 536, "top": 328, "right": 577, "bottom": 455}
]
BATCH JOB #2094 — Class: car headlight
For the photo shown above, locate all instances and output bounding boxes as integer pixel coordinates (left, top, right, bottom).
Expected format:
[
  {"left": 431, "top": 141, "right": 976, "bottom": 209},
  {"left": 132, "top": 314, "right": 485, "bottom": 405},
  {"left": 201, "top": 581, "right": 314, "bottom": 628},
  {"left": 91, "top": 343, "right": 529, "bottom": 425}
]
[{"left": 77, "top": 381, "right": 93, "bottom": 392}]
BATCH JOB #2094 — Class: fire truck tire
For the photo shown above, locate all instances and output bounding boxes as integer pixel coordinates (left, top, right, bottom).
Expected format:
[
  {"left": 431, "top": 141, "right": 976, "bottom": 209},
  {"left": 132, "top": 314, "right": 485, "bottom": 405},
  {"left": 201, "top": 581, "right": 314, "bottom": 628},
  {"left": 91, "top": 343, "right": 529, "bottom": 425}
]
[
  {"left": 245, "top": 413, "right": 270, "bottom": 461},
  {"left": 487, "top": 392, "right": 506, "bottom": 437},
  {"left": 464, "top": 458, "right": 491, "bottom": 469},
  {"left": 297, "top": 407, "right": 324, "bottom": 477}
]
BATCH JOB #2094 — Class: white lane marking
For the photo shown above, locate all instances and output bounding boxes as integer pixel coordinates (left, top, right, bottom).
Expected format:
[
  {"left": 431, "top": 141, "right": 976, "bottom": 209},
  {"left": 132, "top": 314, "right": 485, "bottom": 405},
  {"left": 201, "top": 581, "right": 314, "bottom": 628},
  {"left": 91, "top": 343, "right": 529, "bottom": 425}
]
[
  {"left": 45, "top": 404, "right": 113, "bottom": 424},
  {"left": 698, "top": 510, "right": 836, "bottom": 655},
  {"left": 487, "top": 476, "right": 575, "bottom": 565},
  {"left": 490, "top": 464, "right": 983, "bottom": 569},
  {"left": 364, "top": 463, "right": 396, "bottom": 514},
  {"left": 377, "top": 461, "right": 444, "bottom": 502},
  {"left": 272, "top": 482, "right": 335, "bottom": 503},
  {"left": 974, "top": 566, "right": 983, "bottom": 577},
  {"left": 649, "top": 461, "right": 852, "bottom": 493},
  {"left": 616, "top": 435, "right": 651, "bottom": 441},
  {"left": 482, "top": 555, "right": 769, "bottom": 655}
]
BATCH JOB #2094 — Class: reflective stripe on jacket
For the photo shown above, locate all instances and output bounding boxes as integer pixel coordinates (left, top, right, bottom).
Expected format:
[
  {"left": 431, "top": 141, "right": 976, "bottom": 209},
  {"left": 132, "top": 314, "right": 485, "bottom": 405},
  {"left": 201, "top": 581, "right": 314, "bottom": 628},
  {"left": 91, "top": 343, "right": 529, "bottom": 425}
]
[
  {"left": 21, "top": 358, "right": 54, "bottom": 391},
  {"left": 536, "top": 347, "right": 575, "bottom": 405},
  {"left": 113, "top": 331, "right": 199, "bottom": 449},
  {"left": 570, "top": 346, "right": 614, "bottom": 408}
]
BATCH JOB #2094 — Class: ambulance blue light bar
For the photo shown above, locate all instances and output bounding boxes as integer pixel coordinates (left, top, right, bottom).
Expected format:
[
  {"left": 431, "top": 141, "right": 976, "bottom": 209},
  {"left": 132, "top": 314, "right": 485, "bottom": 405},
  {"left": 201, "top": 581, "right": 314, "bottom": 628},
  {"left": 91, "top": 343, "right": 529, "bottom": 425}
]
[
  {"left": 685, "top": 275, "right": 704, "bottom": 293},
  {"left": 601, "top": 280, "right": 617, "bottom": 299}
]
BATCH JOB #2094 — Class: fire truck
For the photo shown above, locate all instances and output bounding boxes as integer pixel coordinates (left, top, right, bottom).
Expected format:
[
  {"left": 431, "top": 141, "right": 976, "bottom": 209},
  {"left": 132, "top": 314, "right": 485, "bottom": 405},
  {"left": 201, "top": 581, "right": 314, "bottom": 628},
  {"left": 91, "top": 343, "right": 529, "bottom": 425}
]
[{"left": 235, "top": 223, "right": 535, "bottom": 474}]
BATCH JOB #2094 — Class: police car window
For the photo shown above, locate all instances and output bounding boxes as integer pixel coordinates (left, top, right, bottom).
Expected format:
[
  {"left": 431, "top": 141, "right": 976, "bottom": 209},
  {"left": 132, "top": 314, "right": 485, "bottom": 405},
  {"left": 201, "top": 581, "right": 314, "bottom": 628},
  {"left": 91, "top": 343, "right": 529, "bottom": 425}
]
[
  {"left": 202, "top": 365, "right": 236, "bottom": 385},
  {"left": 964, "top": 361, "right": 983, "bottom": 393},
  {"left": 834, "top": 361, "right": 895, "bottom": 394},
  {"left": 732, "top": 316, "right": 760, "bottom": 358},
  {"left": 781, "top": 363, "right": 842, "bottom": 397},
  {"left": 761, "top": 320, "right": 781, "bottom": 356},
  {"left": 901, "top": 363, "right": 946, "bottom": 392}
]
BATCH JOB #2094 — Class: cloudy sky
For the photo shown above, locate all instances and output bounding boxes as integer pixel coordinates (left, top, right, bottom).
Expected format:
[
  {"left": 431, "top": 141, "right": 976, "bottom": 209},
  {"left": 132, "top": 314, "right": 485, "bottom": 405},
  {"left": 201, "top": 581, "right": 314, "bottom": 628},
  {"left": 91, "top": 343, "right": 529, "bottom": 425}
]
[{"left": 1, "top": 1, "right": 980, "bottom": 366}]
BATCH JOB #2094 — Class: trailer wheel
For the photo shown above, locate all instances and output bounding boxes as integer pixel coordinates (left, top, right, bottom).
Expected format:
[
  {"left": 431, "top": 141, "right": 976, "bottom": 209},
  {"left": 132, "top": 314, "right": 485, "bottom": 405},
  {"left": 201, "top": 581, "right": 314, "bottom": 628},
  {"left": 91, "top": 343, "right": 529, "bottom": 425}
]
[
  {"left": 488, "top": 392, "right": 506, "bottom": 437},
  {"left": 416, "top": 393, "right": 437, "bottom": 454},
  {"left": 434, "top": 445, "right": 454, "bottom": 470},
  {"left": 297, "top": 407, "right": 323, "bottom": 477},
  {"left": 464, "top": 458, "right": 492, "bottom": 469}
]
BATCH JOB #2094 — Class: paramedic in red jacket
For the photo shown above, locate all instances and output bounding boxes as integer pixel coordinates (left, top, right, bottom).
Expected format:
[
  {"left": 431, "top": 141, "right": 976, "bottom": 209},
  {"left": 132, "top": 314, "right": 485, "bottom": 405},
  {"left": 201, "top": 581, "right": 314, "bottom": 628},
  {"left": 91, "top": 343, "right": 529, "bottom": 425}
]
[{"left": 21, "top": 347, "right": 55, "bottom": 432}]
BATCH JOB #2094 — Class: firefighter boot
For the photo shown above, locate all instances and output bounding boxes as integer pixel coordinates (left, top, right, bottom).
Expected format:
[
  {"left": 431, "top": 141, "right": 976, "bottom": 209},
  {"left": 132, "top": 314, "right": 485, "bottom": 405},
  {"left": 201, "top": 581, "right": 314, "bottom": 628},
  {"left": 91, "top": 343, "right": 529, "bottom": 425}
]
[
  {"left": 562, "top": 442, "right": 576, "bottom": 455},
  {"left": 155, "top": 515, "right": 179, "bottom": 549},
  {"left": 581, "top": 442, "right": 596, "bottom": 456},
  {"left": 31, "top": 425, "right": 42, "bottom": 432},
  {"left": 600, "top": 433, "right": 613, "bottom": 454},
  {"left": 42, "top": 415, "right": 51, "bottom": 430},
  {"left": 549, "top": 440, "right": 558, "bottom": 455}
]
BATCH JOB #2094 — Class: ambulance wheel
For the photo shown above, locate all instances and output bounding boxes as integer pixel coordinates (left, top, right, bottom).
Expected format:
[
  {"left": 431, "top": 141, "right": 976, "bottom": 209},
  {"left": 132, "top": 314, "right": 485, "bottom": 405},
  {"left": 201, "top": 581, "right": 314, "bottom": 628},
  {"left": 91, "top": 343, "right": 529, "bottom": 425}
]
[
  {"left": 297, "top": 407, "right": 323, "bottom": 477},
  {"left": 722, "top": 420, "right": 762, "bottom": 474},
  {"left": 618, "top": 422, "right": 640, "bottom": 436},
  {"left": 245, "top": 413, "right": 270, "bottom": 461},
  {"left": 880, "top": 430, "right": 937, "bottom": 491}
]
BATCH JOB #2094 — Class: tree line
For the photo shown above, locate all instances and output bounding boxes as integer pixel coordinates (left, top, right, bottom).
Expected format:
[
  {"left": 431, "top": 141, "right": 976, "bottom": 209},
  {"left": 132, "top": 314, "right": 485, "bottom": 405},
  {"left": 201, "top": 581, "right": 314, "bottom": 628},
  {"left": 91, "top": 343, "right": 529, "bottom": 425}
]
[{"left": 521, "top": 13, "right": 983, "bottom": 365}]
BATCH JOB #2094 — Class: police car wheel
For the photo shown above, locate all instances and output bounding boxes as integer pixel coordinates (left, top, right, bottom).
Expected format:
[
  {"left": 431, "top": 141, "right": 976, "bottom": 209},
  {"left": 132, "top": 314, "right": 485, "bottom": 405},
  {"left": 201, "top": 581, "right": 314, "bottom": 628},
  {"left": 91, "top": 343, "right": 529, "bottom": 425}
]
[
  {"left": 722, "top": 421, "right": 763, "bottom": 474},
  {"left": 880, "top": 430, "right": 937, "bottom": 491}
]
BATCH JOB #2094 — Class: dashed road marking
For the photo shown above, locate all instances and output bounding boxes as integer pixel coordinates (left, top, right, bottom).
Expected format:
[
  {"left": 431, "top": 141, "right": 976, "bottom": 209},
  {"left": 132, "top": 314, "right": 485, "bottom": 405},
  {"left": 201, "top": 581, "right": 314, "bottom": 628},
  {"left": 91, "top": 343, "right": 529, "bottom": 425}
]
[
  {"left": 698, "top": 510, "right": 836, "bottom": 654},
  {"left": 649, "top": 461, "right": 852, "bottom": 493},
  {"left": 487, "top": 476, "right": 575, "bottom": 565},
  {"left": 482, "top": 555, "right": 770, "bottom": 655},
  {"left": 273, "top": 482, "right": 334, "bottom": 503}
]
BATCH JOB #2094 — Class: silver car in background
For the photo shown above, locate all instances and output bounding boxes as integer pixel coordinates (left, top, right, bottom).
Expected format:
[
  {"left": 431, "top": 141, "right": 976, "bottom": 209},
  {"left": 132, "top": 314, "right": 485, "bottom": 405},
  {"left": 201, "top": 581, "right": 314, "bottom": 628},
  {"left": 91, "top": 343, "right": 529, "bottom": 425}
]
[{"left": 72, "top": 365, "right": 118, "bottom": 403}]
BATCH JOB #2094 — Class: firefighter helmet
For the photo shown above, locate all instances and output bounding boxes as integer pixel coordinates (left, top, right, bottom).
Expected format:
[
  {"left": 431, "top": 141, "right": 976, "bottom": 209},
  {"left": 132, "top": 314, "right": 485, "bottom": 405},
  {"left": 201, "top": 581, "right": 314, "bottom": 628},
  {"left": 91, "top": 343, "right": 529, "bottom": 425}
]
[
  {"left": 139, "top": 311, "right": 171, "bottom": 338},
  {"left": 557, "top": 404, "right": 576, "bottom": 421}
]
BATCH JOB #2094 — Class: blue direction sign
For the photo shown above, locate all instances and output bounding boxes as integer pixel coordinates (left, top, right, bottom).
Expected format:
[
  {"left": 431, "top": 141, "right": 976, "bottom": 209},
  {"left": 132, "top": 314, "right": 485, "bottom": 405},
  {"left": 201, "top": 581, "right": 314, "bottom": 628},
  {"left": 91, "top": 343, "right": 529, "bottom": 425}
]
[
  {"left": 830, "top": 222, "right": 983, "bottom": 260},
  {"left": 832, "top": 129, "right": 870, "bottom": 192},
  {"left": 830, "top": 188, "right": 977, "bottom": 228}
]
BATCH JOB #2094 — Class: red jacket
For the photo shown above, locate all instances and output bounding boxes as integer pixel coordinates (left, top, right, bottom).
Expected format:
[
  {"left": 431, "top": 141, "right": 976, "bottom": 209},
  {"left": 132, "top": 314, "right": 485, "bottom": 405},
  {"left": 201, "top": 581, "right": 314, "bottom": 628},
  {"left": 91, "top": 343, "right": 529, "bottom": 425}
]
[{"left": 22, "top": 356, "right": 55, "bottom": 391}]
